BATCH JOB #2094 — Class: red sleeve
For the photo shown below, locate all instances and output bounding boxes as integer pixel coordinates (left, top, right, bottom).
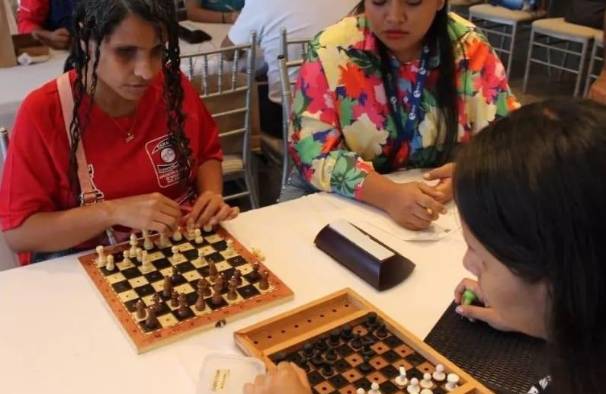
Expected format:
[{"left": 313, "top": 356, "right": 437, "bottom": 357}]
[
  {"left": 17, "top": 0, "right": 49, "bottom": 33},
  {"left": 180, "top": 75, "right": 223, "bottom": 166},
  {"left": 0, "top": 88, "right": 65, "bottom": 231}
]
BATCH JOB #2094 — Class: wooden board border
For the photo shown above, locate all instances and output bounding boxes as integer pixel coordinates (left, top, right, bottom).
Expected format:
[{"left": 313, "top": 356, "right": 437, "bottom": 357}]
[{"left": 235, "top": 288, "right": 493, "bottom": 394}]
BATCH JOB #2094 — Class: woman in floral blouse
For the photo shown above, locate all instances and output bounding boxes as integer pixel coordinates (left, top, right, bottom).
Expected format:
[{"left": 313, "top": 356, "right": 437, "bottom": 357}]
[{"left": 284, "top": 0, "right": 520, "bottom": 230}]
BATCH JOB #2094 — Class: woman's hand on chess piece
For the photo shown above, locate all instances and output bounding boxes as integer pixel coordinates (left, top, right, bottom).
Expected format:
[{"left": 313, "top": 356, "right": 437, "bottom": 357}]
[
  {"left": 423, "top": 163, "right": 455, "bottom": 204},
  {"left": 454, "top": 278, "right": 517, "bottom": 334},
  {"left": 244, "top": 362, "right": 311, "bottom": 394},
  {"left": 105, "top": 193, "right": 182, "bottom": 233},
  {"left": 186, "top": 191, "right": 239, "bottom": 228}
]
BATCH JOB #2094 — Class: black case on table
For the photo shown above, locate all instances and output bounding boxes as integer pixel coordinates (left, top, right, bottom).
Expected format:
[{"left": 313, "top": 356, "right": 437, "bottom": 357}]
[{"left": 314, "top": 223, "right": 415, "bottom": 291}]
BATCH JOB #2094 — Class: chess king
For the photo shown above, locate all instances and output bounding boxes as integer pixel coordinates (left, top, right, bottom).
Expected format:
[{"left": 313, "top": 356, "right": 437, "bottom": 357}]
[{"left": 0, "top": 0, "right": 239, "bottom": 265}]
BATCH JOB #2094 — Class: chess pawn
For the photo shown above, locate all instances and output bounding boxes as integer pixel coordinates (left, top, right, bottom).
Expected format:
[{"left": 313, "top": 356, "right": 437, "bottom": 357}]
[
  {"left": 198, "top": 278, "right": 211, "bottom": 297},
  {"left": 171, "top": 266, "right": 180, "bottom": 282},
  {"left": 211, "top": 283, "right": 223, "bottom": 306},
  {"left": 136, "top": 299, "right": 146, "bottom": 320},
  {"left": 195, "top": 290, "right": 206, "bottom": 311},
  {"left": 177, "top": 293, "right": 189, "bottom": 318},
  {"left": 158, "top": 232, "right": 170, "bottom": 249},
  {"left": 122, "top": 250, "right": 132, "bottom": 265},
  {"left": 420, "top": 373, "right": 433, "bottom": 389},
  {"left": 407, "top": 378, "right": 420, "bottom": 394},
  {"left": 142, "top": 229, "right": 154, "bottom": 250},
  {"left": 356, "top": 389, "right": 366, "bottom": 394},
  {"left": 129, "top": 233, "right": 138, "bottom": 258},
  {"left": 251, "top": 262, "right": 260, "bottom": 280},
  {"left": 233, "top": 269, "right": 242, "bottom": 285},
  {"left": 136, "top": 247, "right": 143, "bottom": 263},
  {"left": 95, "top": 245, "right": 106, "bottom": 268},
  {"left": 369, "top": 382, "right": 381, "bottom": 394},
  {"left": 227, "top": 278, "right": 238, "bottom": 300},
  {"left": 258, "top": 270, "right": 269, "bottom": 290},
  {"left": 162, "top": 276, "right": 173, "bottom": 298},
  {"left": 170, "top": 291, "right": 179, "bottom": 308},
  {"left": 394, "top": 366, "right": 408, "bottom": 387},
  {"left": 208, "top": 261, "right": 218, "bottom": 281},
  {"left": 171, "top": 246, "right": 182, "bottom": 261},
  {"left": 420, "top": 390, "right": 433, "bottom": 394},
  {"left": 194, "top": 228, "right": 203, "bottom": 245},
  {"left": 172, "top": 227, "right": 183, "bottom": 242},
  {"left": 445, "top": 373, "right": 460, "bottom": 392},
  {"left": 202, "top": 223, "right": 213, "bottom": 233},
  {"left": 105, "top": 254, "right": 115, "bottom": 271},
  {"left": 152, "top": 293, "right": 162, "bottom": 311},
  {"left": 186, "top": 219, "right": 195, "bottom": 239},
  {"left": 215, "top": 273, "right": 225, "bottom": 291},
  {"left": 145, "top": 306, "right": 158, "bottom": 329},
  {"left": 432, "top": 364, "right": 446, "bottom": 382},
  {"left": 141, "top": 250, "right": 152, "bottom": 270}
]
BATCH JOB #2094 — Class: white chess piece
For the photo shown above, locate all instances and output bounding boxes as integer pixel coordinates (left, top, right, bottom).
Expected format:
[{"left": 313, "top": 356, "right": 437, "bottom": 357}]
[
  {"left": 136, "top": 247, "right": 143, "bottom": 263},
  {"left": 445, "top": 373, "right": 460, "bottom": 392},
  {"left": 158, "top": 232, "right": 170, "bottom": 248},
  {"left": 129, "top": 233, "right": 138, "bottom": 258},
  {"left": 186, "top": 219, "right": 195, "bottom": 239},
  {"left": 432, "top": 364, "right": 446, "bottom": 382},
  {"left": 356, "top": 389, "right": 366, "bottom": 394},
  {"left": 95, "top": 245, "right": 106, "bottom": 268},
  {"left": 420, "top": 390, "right": 433, "bottom": 394},
  {"left": 203, "top": 223, "right": 213, "bottom": 232},
  {"left": 420, "top": 373, "right": 433, "bottom": 389},
  {"left": 172, "top": 227, "right": 183, "bottom": 242},
  {"left": 194, "top": 228, "right": 203, "bottom": 244},
  {"left": 407, "top": 377, "right": 420, "bottom": 394},
  {"left": 122, "top": 250, "right": 131, "bottom": 265},
  {"left": 394, "top": 366, "right": 408, "bottom": 387},
  {"left": 142, "top": 229, "right": 153, "bottom": 250},
  {"left": 171, "top": 246, "right": 183, "bottom": 261},
  {"left": 369, "top": 382, "right": 381, "bottom": 394},
  {"left": 105, "top": 254, "right": 115, "bottom": 271},
  {"left": 141, "top": 251, "right": 152, "bottom": 270}
]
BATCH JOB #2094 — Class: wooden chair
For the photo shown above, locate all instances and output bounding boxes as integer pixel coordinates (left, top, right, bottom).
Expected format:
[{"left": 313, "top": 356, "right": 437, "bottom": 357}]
[{"left": 181, "top": 32, "right": 260, "bottom": 209}]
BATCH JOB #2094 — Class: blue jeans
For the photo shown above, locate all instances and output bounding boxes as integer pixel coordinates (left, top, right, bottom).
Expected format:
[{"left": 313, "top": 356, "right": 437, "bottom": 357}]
[{"left": 278, "top": 169, "right": 318, "bottom": 203}]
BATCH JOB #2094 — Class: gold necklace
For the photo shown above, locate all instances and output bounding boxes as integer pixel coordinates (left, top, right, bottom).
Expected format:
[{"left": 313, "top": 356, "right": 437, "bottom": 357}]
[{"left": 108, "top": 111, "right": 138, "bottom": 143}]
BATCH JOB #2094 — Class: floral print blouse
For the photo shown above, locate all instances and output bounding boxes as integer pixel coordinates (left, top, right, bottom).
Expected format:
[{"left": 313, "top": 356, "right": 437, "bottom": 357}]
[{"left": 289, "top": 13, "right": 520, "bottom": 199}]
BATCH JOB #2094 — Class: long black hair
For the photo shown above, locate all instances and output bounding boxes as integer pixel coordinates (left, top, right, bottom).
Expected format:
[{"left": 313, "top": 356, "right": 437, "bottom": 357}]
[
  {"left": 68, "top": 0, "right": 192, "bottom": 200},
  {"left": 354, "top": 0, "right": 458, "bottom": 167},
  {"left": 454, "top": 99, "right": 606, "bottom": 393}
]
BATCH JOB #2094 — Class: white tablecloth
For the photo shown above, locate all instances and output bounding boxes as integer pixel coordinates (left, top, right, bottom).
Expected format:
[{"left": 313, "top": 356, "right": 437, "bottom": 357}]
[
  {"left": 0, "top": 170, "right": 470, "bottom": 394},
  {"left": 0, "top": 22, "right": 231, "bottom": 131}
]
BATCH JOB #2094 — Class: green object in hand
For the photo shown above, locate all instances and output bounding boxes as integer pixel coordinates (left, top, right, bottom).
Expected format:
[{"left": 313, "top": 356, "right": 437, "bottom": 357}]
[{"left": 462, "top": 289, "right": 477, "bottom": 305}]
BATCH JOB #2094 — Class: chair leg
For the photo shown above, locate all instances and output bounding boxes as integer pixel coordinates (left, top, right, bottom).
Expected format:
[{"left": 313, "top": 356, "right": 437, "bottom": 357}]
[
  {"left": 584, "top": 41, "right": 599, "bottom": 97},
  {"left": 506, "top": 23, "right": 517, "bottom": 79},
  {"left": 245, "top": 159, "right": 259, "bottom": 209},
  {"left": 523, "top": 28, "right": 536, "bottom": 94},
  {"left": 574, "top": 40, "right": 590, "bottom": 97}
]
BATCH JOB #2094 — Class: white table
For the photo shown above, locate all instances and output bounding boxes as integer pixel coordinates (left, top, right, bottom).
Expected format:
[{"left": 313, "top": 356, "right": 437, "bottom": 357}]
[
  {"left": 0, "top": 171, "right": 470, "bottom": 394},
  {"left": 0, "top": 22, "right": 231, "bottom": 130}
]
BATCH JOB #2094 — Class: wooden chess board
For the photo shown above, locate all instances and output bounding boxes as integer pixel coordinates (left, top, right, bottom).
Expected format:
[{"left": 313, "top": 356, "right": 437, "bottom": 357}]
[
  {"left": 235, "top": 289, "right": 492, "bottom": 394},
  {"left": 79, "top": 226, "right": 293, "bottom": 353}
]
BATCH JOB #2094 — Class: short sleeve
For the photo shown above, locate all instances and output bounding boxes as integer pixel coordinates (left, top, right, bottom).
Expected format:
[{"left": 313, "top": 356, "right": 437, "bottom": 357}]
[{"left": 227, "top": 0, "right": 262, "bottom": 45}]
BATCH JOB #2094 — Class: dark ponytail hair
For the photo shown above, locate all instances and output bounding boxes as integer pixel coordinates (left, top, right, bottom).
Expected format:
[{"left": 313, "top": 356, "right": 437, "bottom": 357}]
[
  {"left": 454, "top": 99, "right": 606, "bottom": 393},
  {"left": 68, "top": 0, "right": 192, "bottom": 200},
  {"left": 354, "top": 0, "right": 458, "bottom": 166}
]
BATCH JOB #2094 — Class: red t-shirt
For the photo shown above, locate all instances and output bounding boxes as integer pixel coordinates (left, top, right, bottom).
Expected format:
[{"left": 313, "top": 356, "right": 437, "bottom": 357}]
[{"left": 0, "top": 70, "right": 223, "bottom": 262}]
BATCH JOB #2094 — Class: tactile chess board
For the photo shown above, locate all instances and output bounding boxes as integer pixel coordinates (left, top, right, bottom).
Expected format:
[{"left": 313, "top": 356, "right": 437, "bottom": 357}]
[
  {"left": 79, "top": 226, "right": 293, "bottom": 353},
  {"left": 235, "top": 289, "right": 492, "bottom": 394}
]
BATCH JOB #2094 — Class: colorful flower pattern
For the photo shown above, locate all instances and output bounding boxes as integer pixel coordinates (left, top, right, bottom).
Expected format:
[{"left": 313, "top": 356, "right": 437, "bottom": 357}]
[{"left": 289, "top": 13, "right": 520, "bottom": 199}]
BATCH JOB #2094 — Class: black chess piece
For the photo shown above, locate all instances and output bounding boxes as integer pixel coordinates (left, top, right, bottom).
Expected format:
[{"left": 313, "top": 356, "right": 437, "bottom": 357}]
[
  {"left": 361, "top": 335, "right": 376, "bottom": 347},
  {"left": 366, "top": 312, "right": 378, "bottom": 327},
  {"left": 311, "top": 354, "right": 324, "bottom": 367},
  {"left": 358, "top": 356, "right": 372, "bottom": 373},
  {"left": 325, "top": 348, "right": 338, "bottom": 362},
  {"left": 341, "top": 324, "right": 353, "bottom": 340},
  {"left": 321, "top": 362, "right": 334, "bottom": 376},
  {"left": 302, "top": 343, "right": 314, "bottom": 357},
  {"left": 350, "top": 333, "right": 362, "bottom": 349},
  {"left": 329, "top": 329, "right": 341, "bottom": 346},
  {"left": 314, "top": 337, "right": 328, "bottom": 352},
  {"left": 375, "top": 323, "right": 388, "bottom": 338},
  {"left": 362, "top": 345, "right": 375, "bottom": 358}
]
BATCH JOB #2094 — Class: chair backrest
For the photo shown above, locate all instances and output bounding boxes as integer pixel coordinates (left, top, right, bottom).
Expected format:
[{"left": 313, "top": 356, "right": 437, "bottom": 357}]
[
  {"left": 0, "top": 127, "right": 19, "bottom": 271},
  {"left": 277, "top": 29, "right": 312, "bottom": 187}
]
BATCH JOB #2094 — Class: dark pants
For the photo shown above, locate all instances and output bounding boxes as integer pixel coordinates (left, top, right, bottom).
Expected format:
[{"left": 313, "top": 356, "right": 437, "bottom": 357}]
[{"left": 257, "top": 83, "right": 284, "bottom": 139}]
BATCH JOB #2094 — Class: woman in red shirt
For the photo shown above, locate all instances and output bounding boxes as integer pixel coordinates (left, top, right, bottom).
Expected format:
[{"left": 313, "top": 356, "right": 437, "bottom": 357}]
[{"left": 0, "top": 0, "right": 237, "bottom": 263}]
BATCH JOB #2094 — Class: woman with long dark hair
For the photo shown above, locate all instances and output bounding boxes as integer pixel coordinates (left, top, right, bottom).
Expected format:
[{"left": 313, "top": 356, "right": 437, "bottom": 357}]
[
  {"left": 283, "top": 0, "right": 519, "bottom": 231},
  {"left": 246, "top": 100, "right": 606, "bottom": 392},
  {"left": 0, "top": 0, "right": 237, "bottom": 264}
]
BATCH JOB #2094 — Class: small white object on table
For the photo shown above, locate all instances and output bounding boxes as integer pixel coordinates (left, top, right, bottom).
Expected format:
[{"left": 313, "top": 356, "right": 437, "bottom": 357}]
[{"left": 0, "top": 170, "right": 470, "bottom": 394}]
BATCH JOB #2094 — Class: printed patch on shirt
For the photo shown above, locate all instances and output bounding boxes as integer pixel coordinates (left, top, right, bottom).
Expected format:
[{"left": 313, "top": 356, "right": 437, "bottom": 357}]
[{"left": 145, "top": 135, "right": 185, "bottom": 188}]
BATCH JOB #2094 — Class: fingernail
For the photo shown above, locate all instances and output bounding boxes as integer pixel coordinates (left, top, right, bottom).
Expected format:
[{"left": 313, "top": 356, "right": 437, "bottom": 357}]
[{"left": 455, "top": 306, "right": 463, "bottom": 315}]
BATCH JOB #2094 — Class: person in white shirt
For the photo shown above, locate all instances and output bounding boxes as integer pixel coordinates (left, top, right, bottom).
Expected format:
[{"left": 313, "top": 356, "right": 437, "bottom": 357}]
[{"left": 222, "top": 0, "right": 358, "bottom": 137}]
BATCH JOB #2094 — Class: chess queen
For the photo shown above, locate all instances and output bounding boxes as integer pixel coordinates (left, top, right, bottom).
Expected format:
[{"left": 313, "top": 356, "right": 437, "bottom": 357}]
[{"left": 0, "top": 0, "right": 239, "bottom": 264}]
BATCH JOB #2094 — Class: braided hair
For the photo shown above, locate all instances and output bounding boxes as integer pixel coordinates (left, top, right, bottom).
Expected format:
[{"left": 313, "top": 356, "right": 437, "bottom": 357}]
[{"left": 68, "top": 0, "right": 192, "bottom": 201}]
